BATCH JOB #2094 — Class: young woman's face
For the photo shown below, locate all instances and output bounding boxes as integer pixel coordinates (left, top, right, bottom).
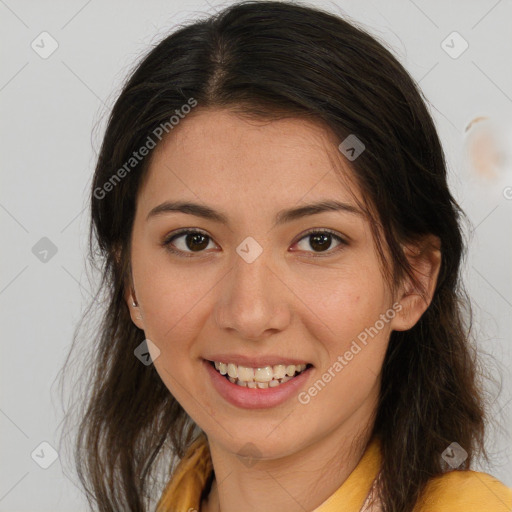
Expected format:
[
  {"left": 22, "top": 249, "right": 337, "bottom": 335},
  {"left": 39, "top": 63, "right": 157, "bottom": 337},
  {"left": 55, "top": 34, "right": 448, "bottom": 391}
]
[{"left": 127, "top": 108, "right": 409, "bottom": 459}]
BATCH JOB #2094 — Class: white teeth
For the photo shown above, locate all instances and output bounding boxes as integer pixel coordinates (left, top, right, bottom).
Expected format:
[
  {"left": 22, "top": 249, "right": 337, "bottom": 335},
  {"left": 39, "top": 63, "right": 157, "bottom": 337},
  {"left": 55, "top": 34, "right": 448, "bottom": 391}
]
[
  {"left": 227, "top": 363, "right": 238, "bottom": 379},
  {"left": 237, "top": 366, "right": 255, "bottom": 381},
  {"left": 254, "top": 366, "right": 273, "bottom": 382},
  {"left": 212, "top": 360, "right": 309, "bottom": 388},
  {"left": 272, "top": 364, "right": 287, "bottom": 379},
  {"left": 285, "top": 365, "right": 296, "bottom": 376}
]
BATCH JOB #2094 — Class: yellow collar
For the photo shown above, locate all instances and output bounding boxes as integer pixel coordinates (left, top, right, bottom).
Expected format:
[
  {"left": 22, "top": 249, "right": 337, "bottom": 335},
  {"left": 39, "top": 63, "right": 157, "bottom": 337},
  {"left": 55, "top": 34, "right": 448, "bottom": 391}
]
[
  {"left": 156, "top": 435, "right": 381, "bottom": 512},
  {"left": 312, "top": 438, "right": 381, "bottom": 511},
  {"left": 156, "top": 434, "right": 512, "bottom": 512}
]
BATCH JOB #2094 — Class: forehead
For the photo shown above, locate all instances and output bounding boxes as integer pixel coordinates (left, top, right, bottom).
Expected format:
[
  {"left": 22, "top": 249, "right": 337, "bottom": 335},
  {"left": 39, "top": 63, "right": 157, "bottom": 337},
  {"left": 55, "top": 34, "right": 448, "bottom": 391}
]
[{"left": 140, "top": 108, "right": 361, "bottom": 209}]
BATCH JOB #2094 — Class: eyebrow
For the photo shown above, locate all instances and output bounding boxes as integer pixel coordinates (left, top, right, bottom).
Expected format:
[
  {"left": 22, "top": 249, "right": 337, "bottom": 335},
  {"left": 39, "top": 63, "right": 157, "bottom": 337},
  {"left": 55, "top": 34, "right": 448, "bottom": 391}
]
[{"left": 146, "top": 199, "right": 363, "bottom": 225}]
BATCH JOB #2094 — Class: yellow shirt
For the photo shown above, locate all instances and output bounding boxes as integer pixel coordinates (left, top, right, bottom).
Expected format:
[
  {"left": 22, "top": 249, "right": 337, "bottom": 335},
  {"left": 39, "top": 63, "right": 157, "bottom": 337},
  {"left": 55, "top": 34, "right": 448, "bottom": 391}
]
[{"left": 156, "top": 433, "right": 512, "bottom": 512}]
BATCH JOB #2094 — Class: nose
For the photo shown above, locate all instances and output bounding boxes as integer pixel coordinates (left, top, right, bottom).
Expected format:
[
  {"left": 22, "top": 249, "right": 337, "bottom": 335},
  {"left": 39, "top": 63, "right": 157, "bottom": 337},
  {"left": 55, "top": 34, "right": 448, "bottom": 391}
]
[{"left": 214, "top": 249, "right": 292, "bottom": 341}]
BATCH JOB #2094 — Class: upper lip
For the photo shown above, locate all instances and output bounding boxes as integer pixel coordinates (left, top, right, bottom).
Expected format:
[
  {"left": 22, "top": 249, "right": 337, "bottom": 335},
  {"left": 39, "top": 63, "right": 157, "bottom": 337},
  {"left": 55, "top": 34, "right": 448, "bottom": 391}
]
[{"left": 204, "top": 355, "right": 312, "bottom": 367}]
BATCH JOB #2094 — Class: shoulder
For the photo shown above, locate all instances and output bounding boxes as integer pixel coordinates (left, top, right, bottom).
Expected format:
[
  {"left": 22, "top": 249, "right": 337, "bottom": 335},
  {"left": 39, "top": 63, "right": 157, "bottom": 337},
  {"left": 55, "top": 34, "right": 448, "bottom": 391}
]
[{"left": 415, "top": 469, "right": 512, "bottom": 511}]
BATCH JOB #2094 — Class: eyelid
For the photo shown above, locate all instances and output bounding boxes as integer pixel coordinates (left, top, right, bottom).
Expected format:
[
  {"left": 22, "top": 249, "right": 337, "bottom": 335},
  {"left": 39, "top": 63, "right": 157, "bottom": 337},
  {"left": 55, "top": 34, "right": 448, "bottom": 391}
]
[
  {"left": 163, "top": 227, "right": 210, "bottom": 242},
  {"left": 294, "top": 227, "right": 347, "bottom": 245}
]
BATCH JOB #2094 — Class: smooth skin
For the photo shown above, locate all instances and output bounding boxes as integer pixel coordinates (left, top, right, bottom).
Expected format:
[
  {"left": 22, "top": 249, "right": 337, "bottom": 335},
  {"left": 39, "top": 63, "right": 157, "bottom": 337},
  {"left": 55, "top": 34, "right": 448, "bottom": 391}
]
[{"left": 125, "top": 108, "right": 441, "bottom": 512}]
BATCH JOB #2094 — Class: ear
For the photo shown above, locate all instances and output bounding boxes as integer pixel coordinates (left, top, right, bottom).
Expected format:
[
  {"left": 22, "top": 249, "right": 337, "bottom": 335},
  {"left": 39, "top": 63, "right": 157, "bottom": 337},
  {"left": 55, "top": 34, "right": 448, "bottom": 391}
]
[
  {"left": 124, "top": 284, "right": 145, "bottom": 330},
  {"left": 390, "top": 234, "right": 442, "bottom": 332},
  {"left": 115, "top": 245, "right": 145, "bottom": 330}
]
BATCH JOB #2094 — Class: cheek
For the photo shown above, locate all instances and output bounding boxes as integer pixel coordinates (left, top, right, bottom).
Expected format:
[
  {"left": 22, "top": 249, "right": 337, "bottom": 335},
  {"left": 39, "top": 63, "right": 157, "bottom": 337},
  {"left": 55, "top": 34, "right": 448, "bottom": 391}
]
[
  {"left": 131, "top": 246, "right": 212, "bottom": 349},
  {"left": 297, "top": 274, "right": 391, "bottom": 427},
  {"left": 132, "top": 256, "right": 213, "bottom": 403},
  {"left": 296, "top": 263, "right": 391, "bottom": 412},
  {"left": 298, "top": 262, "right": 391, "bottom": 350}
]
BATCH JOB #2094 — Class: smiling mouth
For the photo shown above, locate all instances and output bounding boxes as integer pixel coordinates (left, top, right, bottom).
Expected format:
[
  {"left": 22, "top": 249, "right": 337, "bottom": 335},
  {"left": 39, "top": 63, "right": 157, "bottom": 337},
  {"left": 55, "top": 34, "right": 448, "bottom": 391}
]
[{"left": 207, "top": 360, "right": 313, "bottom": 389}]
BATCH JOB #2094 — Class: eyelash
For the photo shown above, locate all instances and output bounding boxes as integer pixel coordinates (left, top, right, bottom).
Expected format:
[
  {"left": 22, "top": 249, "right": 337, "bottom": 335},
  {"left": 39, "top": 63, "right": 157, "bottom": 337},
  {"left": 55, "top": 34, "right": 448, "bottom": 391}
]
[{"left": 162, "top": 228, "right": 347, "bottom": 258}]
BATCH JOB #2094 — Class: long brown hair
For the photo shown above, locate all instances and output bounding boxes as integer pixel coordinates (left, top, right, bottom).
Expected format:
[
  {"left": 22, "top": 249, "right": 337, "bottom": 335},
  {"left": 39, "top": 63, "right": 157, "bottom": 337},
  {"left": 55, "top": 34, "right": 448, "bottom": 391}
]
[{"left": 58, "top": 2, "right": 489, "bottom": 510}]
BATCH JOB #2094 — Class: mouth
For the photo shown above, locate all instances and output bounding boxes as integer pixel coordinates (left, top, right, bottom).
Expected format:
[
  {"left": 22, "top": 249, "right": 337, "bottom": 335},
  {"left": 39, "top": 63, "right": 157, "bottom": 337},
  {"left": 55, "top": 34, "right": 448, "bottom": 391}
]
[{"left": 206, "top": 360, "right": 314, "bottom": 389}]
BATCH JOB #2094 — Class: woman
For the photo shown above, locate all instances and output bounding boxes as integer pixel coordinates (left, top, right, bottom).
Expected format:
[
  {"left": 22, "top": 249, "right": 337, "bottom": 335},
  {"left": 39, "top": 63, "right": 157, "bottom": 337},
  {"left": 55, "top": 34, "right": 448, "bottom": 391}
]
[{"left": 62, "top": 1, "right": 512, "bottom": 511}]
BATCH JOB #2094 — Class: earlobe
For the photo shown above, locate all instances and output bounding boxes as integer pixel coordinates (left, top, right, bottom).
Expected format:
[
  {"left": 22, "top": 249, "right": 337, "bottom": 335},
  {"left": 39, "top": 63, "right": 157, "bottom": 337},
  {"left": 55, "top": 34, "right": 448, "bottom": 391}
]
[
  {"left": 123, "top": 278, "right": 145, "bottom": 330},
  {"left": 391, "top": 235, "right": 442, "bottom": 332},
  {"left": 126, "top": 290, "right": 144, "bottom": 329},
  {"left": 118, "top": 249, "right": 145, "bottom": 330}
]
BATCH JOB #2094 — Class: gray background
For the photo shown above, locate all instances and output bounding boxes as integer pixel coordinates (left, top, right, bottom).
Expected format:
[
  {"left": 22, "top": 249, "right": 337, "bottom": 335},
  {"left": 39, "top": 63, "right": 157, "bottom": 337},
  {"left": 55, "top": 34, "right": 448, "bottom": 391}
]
[{"left": 1, "top": 0, "right": 511, "bottom": 510}]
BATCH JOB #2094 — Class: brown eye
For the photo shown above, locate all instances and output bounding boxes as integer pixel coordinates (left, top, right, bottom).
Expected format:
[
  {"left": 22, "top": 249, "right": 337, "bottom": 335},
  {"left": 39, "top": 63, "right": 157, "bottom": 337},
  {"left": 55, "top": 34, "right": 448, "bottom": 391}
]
[
  {"left": 182, "top": 232, "right": 210, "bottom": 251},
  {"left": 163, "top": 228, "right": 347, "bottom": 258},
  {"left": 293, "top": 229, "right": 346, "bottom": 255},
  {"left": 163, "top": 229, "right": 216, "bottom": 256}
]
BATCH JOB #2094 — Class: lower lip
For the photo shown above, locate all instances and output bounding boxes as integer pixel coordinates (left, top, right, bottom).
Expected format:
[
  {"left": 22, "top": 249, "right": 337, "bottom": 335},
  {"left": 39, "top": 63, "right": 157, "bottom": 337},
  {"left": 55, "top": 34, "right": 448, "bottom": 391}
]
[{"left": 203, "top": 359, "right": 313, "bottom": 409}]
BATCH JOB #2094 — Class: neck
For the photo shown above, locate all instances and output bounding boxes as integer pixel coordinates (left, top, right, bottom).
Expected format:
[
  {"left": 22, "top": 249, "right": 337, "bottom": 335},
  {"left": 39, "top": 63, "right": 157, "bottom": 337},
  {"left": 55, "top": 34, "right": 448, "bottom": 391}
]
[{"left": 201, "top": 404, "right": 375, "bottom": 512}]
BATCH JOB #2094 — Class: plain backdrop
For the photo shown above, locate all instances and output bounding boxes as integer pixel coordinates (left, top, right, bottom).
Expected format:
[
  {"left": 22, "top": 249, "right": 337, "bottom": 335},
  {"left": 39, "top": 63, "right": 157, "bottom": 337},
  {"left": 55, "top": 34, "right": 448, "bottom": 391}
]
[{"left": 1, "top": 0, "right": 511, "bottom": 510}]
